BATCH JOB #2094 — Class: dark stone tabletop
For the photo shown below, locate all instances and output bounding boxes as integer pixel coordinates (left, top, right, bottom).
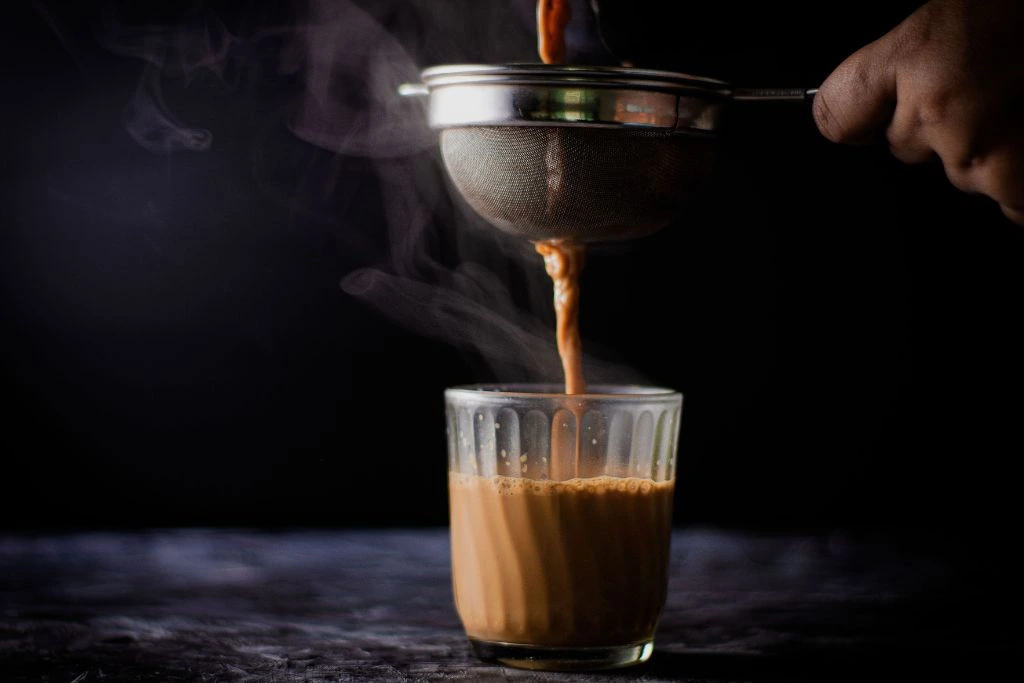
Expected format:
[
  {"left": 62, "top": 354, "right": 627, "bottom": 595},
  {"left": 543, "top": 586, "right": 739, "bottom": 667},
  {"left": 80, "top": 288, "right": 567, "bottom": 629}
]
[{"left": 1, "top": 527, "right": 1018, "bottom": 682}]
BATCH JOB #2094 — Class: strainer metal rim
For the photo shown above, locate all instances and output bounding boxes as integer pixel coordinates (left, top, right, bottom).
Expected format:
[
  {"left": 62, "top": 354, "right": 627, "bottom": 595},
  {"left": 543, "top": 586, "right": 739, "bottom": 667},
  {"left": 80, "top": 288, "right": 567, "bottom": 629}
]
[
  {"left": 418, "top": 63, "right": 733, "bottom": 97},
  {"left": 403, "top": 63, "right": 731, "bottom": 133}
]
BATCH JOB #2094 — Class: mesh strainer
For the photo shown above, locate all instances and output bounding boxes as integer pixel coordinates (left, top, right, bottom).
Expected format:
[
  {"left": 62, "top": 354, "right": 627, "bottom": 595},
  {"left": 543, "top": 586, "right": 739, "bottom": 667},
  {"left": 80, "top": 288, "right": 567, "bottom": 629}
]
[{"left": 400, "top": 64, "right": 815, "bottom": 243}]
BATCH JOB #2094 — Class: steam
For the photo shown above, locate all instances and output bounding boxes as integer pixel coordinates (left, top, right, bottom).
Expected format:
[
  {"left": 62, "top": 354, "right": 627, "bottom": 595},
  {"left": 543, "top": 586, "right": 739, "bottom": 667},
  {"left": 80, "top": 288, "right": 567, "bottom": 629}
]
[
  {"left": 95, "top": 3, "right": 239, "bottom": 154},
  {"left": 342, "top": 262, "right": 564, "bottom": 382},
  {"left": 125, "top": 64, "right": 213, "bottom": 153},
  {"left": 288, "top": 0, "right": 435, "bottom": 158},
  {"left": 55, "top": 0, "right": 647, "bottom": 387}
]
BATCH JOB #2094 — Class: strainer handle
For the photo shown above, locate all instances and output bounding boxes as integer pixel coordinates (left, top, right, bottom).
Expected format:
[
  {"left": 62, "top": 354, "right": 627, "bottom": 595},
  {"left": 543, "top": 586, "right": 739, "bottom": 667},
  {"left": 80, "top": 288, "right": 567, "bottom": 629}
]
[{"left": 732, "top": 87, "right": 818, "bottom": 102}]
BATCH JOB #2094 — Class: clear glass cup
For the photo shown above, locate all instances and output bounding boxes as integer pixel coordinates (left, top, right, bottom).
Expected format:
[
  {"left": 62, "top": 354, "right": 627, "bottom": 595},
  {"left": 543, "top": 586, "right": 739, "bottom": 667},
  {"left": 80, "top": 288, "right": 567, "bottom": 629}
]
[{"left": 445, "top": 383, "right": 683, "bottom": 672}]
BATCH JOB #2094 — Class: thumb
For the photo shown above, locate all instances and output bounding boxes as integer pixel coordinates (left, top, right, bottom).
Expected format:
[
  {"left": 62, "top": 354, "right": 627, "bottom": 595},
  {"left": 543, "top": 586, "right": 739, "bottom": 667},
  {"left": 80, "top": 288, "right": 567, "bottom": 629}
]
[{"left": 813, "top": 36, "right": 898, "bottom": 145}]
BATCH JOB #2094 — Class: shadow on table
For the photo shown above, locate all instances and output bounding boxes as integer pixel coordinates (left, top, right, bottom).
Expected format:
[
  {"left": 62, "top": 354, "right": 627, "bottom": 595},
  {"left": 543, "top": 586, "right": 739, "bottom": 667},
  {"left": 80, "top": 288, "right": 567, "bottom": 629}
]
[{"left": 630, "top": 645, "right": 1014, "bottom": 681}]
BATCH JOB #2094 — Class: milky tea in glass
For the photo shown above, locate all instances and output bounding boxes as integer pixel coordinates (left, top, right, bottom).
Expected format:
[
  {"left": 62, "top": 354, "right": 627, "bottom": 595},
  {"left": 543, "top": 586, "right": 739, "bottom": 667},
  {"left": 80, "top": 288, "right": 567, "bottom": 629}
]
[{"left": 445, "top": 384, "right": 682, "bottom": 671}]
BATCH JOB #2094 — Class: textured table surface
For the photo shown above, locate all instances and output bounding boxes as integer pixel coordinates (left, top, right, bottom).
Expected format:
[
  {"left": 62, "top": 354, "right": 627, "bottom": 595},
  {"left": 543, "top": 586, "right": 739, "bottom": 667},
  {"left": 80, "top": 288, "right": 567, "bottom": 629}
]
[{"left": 0, "top": 527, "right": 1017, "bottom": 682}]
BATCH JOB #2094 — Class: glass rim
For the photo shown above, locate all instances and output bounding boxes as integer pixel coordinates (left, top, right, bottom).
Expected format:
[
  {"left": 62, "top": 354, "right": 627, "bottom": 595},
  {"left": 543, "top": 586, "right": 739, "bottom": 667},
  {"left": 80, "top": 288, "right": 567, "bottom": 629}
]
[{"left": 445, "top": 383, "right": 682, "bottom": 401}]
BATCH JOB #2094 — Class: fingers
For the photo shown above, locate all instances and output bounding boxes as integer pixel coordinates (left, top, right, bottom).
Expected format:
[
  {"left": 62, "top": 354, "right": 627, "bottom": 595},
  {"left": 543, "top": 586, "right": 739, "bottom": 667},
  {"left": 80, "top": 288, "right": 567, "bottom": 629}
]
[
  {"left": 812, "top": 38, "right": 898, "bottom": 146},
  {"left": 928, "top": 106, "right": 1024, "bottom": 223},
  {"left": 882, "top": 81, "right": 944, "bottom": 165},
  {"left": 813, "top": 33, "right": 937, "bottom": 163},
  {"left": 813, "top": 1, "right": 1024, "bottom": 228}
]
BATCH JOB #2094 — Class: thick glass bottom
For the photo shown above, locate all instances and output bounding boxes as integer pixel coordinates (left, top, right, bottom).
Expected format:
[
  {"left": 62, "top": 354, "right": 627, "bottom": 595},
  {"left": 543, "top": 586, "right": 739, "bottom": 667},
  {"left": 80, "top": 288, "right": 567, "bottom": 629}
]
[{"left": 469, "top": 637, "right": 654, "bottom": 672}]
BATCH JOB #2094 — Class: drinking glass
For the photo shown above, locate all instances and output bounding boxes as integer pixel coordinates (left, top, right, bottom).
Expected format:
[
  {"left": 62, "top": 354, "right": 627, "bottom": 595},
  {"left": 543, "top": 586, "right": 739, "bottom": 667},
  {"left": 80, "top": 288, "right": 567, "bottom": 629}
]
[{"left": 445, "top": 383, "right": 683, "bottom": 671}]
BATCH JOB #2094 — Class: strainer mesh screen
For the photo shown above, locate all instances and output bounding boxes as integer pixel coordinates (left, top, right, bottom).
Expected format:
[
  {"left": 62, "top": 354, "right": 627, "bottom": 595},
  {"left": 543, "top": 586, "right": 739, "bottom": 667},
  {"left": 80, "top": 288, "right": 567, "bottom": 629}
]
[{"left": 439, "top": 126, "right": 715, "bottom": 242}]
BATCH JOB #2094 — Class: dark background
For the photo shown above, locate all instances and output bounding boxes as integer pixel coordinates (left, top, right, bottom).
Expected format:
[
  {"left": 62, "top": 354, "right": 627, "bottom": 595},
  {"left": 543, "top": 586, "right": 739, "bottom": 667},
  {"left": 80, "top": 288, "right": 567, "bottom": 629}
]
[{"left": 3, "top": 0, "right": 1020, "bottom": 534}]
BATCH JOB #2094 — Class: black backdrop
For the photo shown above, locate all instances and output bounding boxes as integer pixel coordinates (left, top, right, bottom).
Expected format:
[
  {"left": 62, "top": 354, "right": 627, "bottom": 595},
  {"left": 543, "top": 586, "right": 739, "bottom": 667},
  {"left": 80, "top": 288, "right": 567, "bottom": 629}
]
[{"left": 3, "top": 0, "right": 1021, "bottom": 534}]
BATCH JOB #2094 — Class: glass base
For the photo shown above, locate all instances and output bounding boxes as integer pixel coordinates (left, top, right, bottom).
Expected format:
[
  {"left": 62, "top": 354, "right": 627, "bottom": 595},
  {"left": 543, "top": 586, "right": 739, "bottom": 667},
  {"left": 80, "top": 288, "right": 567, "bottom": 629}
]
[{"left": 469, "top": 637, "right": 654, "bottom": 672}]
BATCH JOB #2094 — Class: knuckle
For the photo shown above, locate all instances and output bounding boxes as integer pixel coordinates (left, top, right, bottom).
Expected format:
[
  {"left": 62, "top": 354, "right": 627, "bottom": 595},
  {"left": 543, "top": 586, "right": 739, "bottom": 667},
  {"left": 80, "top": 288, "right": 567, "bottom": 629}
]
[
  {"left": 885, "top": 117, "right": 931, "bottom": 164},
  {"left": 885, "top": 124, "right": 916, "bottom": 153},
  {"left": 943, "top": 149, "right": 1021, "bottom": 204},
  {"left": 944, "top": 166, "right": 978, "bottom": 192}
]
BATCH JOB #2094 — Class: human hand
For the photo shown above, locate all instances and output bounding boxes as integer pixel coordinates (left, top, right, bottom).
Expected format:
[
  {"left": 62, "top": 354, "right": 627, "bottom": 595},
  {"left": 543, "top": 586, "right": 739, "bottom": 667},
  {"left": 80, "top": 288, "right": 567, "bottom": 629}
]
[{"left": 812, "top": 0, "right": 1024, "bottom": 225}]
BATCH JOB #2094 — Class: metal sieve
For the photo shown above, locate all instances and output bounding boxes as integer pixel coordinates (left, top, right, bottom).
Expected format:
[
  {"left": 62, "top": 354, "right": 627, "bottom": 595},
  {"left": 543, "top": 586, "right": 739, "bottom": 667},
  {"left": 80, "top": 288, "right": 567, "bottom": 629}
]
[{"left": 399, "top": 64, "right": 816, "bottom": 243}]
